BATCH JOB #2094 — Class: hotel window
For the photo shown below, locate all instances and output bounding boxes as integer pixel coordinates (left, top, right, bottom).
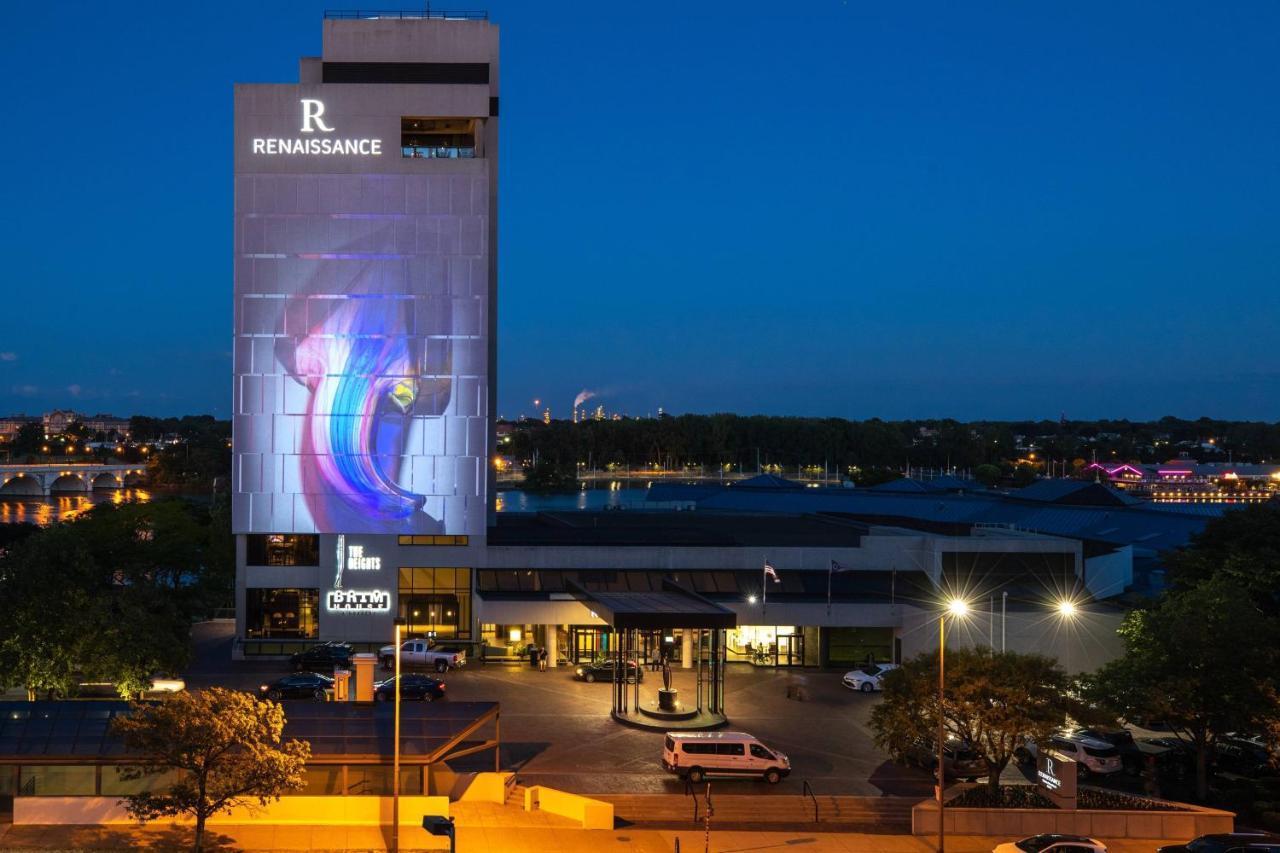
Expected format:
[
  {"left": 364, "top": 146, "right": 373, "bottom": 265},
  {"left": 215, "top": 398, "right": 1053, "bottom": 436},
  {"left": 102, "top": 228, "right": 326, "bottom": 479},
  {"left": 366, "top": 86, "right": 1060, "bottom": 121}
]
[
  {"left": 401, "top": 117, "right": 477, "bottom": 159},
  {"left": 19, "top": 765, "right": 96, "bottom": 796},
  {"left": 397, "top": 535, "right": 469, "bottom": 546},
  {"left": 398, "top": 568, "right": 472, "bottom": 639},
  {"left": 246, "top": 588, "right": 319, "bottom": 639},
  {"left": 246, "top": 534, "right": 320, "bottom": 567}
]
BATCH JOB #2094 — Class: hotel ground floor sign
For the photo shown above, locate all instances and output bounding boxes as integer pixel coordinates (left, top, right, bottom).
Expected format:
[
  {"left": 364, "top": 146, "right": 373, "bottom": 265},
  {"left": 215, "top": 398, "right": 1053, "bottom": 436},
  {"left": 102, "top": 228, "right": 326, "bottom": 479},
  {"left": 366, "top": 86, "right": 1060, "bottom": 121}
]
[
  {"left": 326, "top": 589, "right": 391, "bottom": 612},
  {"left": 1036, "top": 749, "right": 1078, "bottom": 810}
]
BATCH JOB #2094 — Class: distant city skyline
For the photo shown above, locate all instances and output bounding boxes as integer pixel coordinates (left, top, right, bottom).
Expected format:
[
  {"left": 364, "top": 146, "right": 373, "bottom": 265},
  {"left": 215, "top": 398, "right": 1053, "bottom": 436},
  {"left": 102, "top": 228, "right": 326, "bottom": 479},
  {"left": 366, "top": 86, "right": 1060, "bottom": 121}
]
[{"left": 2, "top": 1, "right": 1278, "bottom": 421}]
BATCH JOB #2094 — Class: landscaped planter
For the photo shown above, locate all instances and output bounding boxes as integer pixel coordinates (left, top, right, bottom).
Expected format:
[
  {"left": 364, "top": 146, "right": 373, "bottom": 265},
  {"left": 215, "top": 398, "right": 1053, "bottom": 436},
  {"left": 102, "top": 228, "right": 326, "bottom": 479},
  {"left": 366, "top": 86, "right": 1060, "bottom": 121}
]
[{"left": 911, "top": 785, "right": 1234, "bottom": 839}]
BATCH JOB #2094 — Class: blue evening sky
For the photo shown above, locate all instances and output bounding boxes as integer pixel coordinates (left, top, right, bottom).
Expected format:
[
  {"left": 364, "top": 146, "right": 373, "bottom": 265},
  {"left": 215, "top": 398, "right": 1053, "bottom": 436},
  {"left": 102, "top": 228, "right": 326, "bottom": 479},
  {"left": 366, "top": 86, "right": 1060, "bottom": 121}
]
[{"left": 2, "top": 1, "right": 1277, "bottom": 421}]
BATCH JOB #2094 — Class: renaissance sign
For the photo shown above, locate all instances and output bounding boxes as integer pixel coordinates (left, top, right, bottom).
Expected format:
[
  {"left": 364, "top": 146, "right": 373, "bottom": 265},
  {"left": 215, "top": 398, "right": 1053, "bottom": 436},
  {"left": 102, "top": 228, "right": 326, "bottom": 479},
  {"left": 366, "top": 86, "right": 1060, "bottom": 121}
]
[
  {"left": 252, "top": 99, "right": 383, "bottom": 156},
  {"left": 1036, "top": 749, "right": 1078, "bottom": 810}
]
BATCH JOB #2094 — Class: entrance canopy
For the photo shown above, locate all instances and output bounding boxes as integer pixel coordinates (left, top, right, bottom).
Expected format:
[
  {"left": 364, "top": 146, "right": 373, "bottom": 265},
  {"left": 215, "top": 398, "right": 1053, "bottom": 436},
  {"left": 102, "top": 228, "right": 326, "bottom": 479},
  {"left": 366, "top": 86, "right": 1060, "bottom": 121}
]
[{"left": 566, "top": 579, "right": 737, "bottom": 630}]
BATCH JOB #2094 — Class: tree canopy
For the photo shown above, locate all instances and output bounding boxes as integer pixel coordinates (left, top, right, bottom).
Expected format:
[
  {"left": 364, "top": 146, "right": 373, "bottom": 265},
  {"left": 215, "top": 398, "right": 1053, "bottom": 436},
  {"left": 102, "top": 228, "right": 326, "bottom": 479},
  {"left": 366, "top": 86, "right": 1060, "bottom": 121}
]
[
  {"left": 1164, "top": 504, "right": 1280, "bottom": 615},
  {"left": 111, "top": 688, "right": 310, "bottom": 853},
  {"left": 1084, "top": 576, "right": 1280, "bottom": 800},
  {"left": 872, "top": 647, "right": 1070, "bottom": 792},
  {"left": 0, "top": 498, "right": 231, "bottom": 699}
]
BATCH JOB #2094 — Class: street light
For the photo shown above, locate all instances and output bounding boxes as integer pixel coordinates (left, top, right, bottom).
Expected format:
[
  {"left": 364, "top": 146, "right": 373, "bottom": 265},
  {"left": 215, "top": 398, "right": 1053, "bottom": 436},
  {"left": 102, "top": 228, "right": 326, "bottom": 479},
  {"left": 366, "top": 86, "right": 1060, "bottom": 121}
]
[
  {"left": 1056, "top": 599, "right": 1077, "bottom": 618},
  {"left": 392, "top": 616, "right": 407, "bottom": 853},
  {"left": 937, "top": 598, "right": 969, "bottom": 853},
  {"left": 422, "top": 815, "right": 455, "bottom": 853}
]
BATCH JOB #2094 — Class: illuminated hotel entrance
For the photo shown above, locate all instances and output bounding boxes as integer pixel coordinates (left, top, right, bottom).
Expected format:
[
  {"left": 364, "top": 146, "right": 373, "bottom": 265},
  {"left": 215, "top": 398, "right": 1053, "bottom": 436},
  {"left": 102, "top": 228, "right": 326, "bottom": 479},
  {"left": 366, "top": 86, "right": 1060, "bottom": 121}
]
[{"left": 728, "top": 625, "right": 805, "bottom": 667}]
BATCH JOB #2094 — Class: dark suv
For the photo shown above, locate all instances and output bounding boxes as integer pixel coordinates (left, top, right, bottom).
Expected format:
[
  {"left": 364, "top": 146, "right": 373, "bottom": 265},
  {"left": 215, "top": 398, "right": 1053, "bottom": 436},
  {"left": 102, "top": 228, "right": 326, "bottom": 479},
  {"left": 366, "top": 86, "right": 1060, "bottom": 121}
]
[
  {"left": 1078, "top": 726, "right": 1145, "bottom": 775},
  {"left": 1157, "top": 832, "right": 1280, "bottom": 853},
  {"left": 289, "top": 642, "right": 353, "bottom": 672},
  {"left": 904, "top": 738, "right": 987, "bottom": 781}
]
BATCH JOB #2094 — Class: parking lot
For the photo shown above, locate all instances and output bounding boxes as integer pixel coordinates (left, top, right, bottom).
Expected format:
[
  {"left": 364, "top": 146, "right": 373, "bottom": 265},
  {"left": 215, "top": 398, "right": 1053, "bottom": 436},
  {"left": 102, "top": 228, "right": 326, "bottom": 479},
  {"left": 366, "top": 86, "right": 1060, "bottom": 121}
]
[{"left": 185, "top": 622, "right": 934, "bottom": 797}]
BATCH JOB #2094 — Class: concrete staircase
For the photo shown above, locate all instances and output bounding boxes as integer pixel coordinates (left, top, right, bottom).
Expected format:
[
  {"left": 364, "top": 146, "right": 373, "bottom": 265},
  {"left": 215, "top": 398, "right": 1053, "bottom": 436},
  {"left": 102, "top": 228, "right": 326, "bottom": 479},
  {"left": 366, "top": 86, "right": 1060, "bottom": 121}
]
[{"left": 596, "top": 794, "right": 916, "bottom": 832}]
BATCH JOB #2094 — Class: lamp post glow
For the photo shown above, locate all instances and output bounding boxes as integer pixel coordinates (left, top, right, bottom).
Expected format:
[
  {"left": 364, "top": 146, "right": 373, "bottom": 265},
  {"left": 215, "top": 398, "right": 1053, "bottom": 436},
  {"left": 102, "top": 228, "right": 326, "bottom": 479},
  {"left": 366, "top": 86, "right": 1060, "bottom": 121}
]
[
  {"left": 1056, "top": 599, "right": 1077, "bottom": 618},
  {"left": 392, "top": 616, "right": 407, "bottom": 852},
  {"left": 937, "top": 598, "right": 969, "bottom": 853}
]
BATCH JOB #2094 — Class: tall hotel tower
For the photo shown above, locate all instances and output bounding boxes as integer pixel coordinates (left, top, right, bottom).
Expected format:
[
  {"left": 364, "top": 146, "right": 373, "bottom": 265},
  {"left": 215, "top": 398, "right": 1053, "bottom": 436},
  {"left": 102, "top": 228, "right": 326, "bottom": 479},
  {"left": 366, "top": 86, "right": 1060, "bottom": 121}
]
[{"left": 232, "top": 13, "right": 498, "bottom": 652}]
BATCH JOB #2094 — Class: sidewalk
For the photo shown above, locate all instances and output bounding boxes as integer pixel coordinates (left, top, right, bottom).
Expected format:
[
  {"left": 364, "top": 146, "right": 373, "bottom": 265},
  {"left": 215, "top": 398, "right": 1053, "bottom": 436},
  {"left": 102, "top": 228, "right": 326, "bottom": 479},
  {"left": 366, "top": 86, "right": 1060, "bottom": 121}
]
[{"left": 0, "top": 824, "right": 1179, "bottom": 852}]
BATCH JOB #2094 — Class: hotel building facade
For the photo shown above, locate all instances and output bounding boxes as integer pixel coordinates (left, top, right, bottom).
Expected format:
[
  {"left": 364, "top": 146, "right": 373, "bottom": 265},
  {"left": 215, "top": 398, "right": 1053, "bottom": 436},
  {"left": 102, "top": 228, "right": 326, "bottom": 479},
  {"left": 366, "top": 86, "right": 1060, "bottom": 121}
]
[{"left": 233, "top": 13, "right": 1128, "bottom": 673}]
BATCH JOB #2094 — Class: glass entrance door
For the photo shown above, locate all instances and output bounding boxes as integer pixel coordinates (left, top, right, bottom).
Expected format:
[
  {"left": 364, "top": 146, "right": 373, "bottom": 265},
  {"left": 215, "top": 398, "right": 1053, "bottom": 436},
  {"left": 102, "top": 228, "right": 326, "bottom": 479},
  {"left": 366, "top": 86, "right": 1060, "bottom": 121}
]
[
  {"left": 776, "top": 633, "right": 805, "bottom": 667},
  {"left": 572, "top": 627, "right": 603, "bottom": 663}
]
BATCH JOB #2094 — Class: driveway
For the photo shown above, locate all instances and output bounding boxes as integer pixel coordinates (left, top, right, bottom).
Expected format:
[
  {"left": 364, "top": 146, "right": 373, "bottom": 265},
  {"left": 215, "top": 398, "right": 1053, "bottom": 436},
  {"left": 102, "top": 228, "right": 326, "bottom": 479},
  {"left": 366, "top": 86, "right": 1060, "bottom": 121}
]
[{"left": 184, "top": 622, "right": 930, "bottom": 797}]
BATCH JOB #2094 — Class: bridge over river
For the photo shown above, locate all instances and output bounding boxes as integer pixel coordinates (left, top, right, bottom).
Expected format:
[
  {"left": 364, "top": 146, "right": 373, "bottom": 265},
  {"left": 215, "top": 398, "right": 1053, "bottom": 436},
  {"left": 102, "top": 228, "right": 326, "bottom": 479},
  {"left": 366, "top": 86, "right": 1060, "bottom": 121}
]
[{"left": 0, "top": 464, "right": 146, "bottom": 497}]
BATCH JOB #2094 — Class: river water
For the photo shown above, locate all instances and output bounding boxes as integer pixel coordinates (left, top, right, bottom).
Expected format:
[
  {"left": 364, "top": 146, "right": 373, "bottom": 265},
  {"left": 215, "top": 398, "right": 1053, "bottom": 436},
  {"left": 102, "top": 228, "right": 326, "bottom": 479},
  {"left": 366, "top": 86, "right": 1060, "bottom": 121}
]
[
  {"left": 0, "top": 486, "right": 658, "bottom": 526},
  {"left": 0, "top": 489, "right": 154, "bottom": 525}
]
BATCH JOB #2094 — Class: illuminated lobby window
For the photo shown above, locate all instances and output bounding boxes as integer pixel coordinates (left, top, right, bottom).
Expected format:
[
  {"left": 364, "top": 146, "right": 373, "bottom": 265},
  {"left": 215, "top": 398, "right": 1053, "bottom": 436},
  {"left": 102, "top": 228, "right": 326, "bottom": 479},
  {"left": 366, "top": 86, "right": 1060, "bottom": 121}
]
[
  {"left": 397, "top": 535, "right": 469, "bottom": 546},
  {"left": 401, "top": 117, "right": 476, "bottom": 158},
  {"left": 398, "top": 568, "right": 471, "bottom": 639},
  {"left": 246, "top": 534, "right": 320, "bottom": 567},
  {"left": 246, "top": 588, "right": 319, "bottom": 639}
]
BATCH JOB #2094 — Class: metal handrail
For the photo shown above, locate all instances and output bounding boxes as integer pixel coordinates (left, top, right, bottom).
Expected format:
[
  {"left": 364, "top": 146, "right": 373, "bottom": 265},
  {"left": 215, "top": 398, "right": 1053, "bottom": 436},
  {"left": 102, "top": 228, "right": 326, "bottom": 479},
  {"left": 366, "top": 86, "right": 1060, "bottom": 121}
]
[
  {"left": 684, "top": 777, "right": 699, "bottom": 823},
  {"left": 324, "top": 9, "right": 489, "bottom": 20},
  {"left": 802, "top": 779, "right": 818, "bottom": 823}
]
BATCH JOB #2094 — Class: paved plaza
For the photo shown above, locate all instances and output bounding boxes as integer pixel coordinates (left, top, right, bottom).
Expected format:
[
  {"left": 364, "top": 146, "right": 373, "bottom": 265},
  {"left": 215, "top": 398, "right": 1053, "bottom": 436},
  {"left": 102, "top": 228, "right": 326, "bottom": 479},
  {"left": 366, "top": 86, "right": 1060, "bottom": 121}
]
[{"left": 185, "top": 623, "right": 933, "bottom": 798}]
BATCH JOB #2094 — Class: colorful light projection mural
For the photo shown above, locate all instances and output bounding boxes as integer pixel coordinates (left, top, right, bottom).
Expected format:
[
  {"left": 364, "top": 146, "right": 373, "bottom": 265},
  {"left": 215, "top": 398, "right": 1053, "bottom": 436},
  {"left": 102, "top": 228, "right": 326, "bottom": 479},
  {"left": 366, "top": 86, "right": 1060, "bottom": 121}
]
[{"left": 234, "top": 165, "right": 489, "bottom": 537}]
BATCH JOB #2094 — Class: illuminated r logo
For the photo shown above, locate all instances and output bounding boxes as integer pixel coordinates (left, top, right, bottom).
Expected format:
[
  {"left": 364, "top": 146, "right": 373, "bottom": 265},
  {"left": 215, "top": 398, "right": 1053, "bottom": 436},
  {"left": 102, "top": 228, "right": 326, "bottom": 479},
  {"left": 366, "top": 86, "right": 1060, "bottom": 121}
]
[{"left": 300, "top": 99, "right": 334, "bottom": 133}]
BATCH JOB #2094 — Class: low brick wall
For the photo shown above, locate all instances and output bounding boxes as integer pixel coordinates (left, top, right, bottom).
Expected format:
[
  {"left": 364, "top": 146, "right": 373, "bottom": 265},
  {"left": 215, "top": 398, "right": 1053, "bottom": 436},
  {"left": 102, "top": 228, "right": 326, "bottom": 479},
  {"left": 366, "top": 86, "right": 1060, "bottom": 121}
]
[{"left": 912, "top": 792, "right": 1233, "bottom": 840}]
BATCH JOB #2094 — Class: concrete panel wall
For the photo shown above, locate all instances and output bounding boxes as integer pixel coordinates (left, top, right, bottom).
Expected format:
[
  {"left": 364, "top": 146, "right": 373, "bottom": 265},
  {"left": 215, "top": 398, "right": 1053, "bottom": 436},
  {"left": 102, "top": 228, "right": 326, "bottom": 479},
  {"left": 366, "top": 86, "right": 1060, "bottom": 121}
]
[
  {"left": 15, "top": 795, "right": 450, "bottom": 826},
  {"left": 911, "top": 797, "right": 1233, "bottom": 839}
]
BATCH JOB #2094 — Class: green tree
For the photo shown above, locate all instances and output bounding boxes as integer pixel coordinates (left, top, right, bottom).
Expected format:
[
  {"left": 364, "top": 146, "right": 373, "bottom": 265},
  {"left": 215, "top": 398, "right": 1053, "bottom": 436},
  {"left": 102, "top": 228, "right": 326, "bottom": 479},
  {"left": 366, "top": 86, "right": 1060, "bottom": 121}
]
[
  {"left": 0, "top": 526, "right": 95, "bottom": 699},
  {"left": 872, "top": 647, "right": 1069, "bottom": 793},
  {"left": 11, "top": 422, "right": 44, "bottom": 456},
  {"left": 973, "top": 464, "right": 1002, "bottom": 488},
  {"left": 1164, "top": 504, "right": 1280, "bottom": 615},
  {"left": 1012, "top": 463, "right": 1038, "bottom": 487},
  {"left": 110, "top": 688, "right": 310, "bottom": 853},
  {"left": 522, "top": 457, "right": 580, "bottom": 493},
  {"left": 0, "top": 500, "right": 200, "bottom": 700},
  {"left": 1084, "top": 577, "right": 1280, "bottom": 800}
]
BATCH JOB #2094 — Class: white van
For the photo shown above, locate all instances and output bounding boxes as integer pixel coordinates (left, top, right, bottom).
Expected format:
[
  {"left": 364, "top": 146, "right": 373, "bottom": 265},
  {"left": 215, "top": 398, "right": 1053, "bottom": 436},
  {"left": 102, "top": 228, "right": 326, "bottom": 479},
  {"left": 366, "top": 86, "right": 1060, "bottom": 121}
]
[{"left": 662, "top": 731, "right": 791, "bottom": 784}]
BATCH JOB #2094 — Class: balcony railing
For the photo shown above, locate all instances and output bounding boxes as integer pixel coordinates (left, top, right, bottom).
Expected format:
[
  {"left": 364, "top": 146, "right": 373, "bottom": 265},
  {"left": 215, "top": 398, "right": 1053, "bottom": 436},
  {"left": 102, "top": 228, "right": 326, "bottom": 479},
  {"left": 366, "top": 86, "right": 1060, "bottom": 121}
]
[
  {"left": 402, "top": 146, "right": 477, "bottom": 159},
  {"left": 325, "top": 10, "right": 489, "bottom": 21}
]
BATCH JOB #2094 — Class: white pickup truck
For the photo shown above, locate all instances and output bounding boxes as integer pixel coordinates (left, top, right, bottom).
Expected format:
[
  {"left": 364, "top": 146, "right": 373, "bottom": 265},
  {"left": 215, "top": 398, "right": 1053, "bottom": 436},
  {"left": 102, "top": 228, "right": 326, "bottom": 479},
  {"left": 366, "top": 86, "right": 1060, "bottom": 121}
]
[{"left": 378, "top": 640, "right": 466, "bottom": 672}]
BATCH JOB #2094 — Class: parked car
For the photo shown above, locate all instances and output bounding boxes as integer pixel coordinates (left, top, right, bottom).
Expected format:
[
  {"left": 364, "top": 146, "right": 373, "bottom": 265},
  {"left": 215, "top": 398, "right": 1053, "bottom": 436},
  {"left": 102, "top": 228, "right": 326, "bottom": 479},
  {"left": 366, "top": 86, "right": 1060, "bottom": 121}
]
[
  {"left": 258, "top": 672, "right": 333, "bottom": 701},
  {"left": 994, "top": 835, "right": 1107, "bottom": 853},
  {"left": 1077, "top": 726, "right": 1145, "bottom": 774},
  {"left": 373, "top": 674, "right": 446, "bottom": 703},
  {"left": 574, "top": 659, "right": 643, "bottom": 683},
  {"left": 1157, "top": 832, "right": 1280, "bottom": 853},
  {"left": 290, "top": 642, "right": 353, "bottom": 672},
  {"left": 841, "top": 662, "right": 899, "bottom": 693},
  {"left": 662, "top": 731, "right": 791, "bottom": 784},
  {"left": 1140, "top": 736, "right": 1199, "bottom": 780},
  {"left": 1018, "top": 730, "right": 1122, "bottom": 777},
  {"left": 904, "top": 737, "right": 987, "bottom": 781},
  {"left": 378, "top": 640, "right": 466, "bottom": 672},
  {"left": 1215, "top": 737, "right": 1279, "bottom": 778}
]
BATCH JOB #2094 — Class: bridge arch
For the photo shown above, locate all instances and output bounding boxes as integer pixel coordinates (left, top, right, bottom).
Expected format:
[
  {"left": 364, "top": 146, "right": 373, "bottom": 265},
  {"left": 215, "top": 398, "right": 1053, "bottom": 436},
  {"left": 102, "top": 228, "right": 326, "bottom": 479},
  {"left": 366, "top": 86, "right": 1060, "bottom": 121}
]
[
  {"left": 49, "top": 473, "right": 89, "bottom": 493},
  {"left": 122, "top": 469, "right": 146, "bottom": 487},
  {"left": 0, "top": 475, "right": 43, "bottom": 497},
  {"left": 91, "top": 471, "right": 124, "bottom": 490}
]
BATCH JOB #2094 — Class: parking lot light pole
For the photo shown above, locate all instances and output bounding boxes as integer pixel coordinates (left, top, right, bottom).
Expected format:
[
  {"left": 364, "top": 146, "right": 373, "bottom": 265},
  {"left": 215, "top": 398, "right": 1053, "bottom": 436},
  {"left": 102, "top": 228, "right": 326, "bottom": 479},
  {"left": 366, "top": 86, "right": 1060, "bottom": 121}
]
[
  {"left": 393, "top": 616, "right": 407, "bottom": 853},
  {"left": 938, "top": 598, "right": 969, "bottom": 853}
]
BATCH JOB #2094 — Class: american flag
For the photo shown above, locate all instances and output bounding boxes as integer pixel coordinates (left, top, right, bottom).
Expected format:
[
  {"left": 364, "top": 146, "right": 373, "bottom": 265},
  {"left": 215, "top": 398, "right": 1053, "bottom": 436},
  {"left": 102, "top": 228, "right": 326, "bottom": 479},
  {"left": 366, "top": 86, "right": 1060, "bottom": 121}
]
[{"left": 764, "top": 562, "right": 779, "bottom": 582}]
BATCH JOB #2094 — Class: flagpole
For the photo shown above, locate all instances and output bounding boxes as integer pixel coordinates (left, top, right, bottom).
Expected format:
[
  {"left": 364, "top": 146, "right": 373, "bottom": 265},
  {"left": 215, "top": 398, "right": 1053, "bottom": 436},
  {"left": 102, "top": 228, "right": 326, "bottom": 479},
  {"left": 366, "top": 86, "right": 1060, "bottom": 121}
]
[
  {"left": 762, "top": 558, "right": 767, "bottom": 619},
  {"left": 827, "top": 559, "right": 833, "bottom": 618}
]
